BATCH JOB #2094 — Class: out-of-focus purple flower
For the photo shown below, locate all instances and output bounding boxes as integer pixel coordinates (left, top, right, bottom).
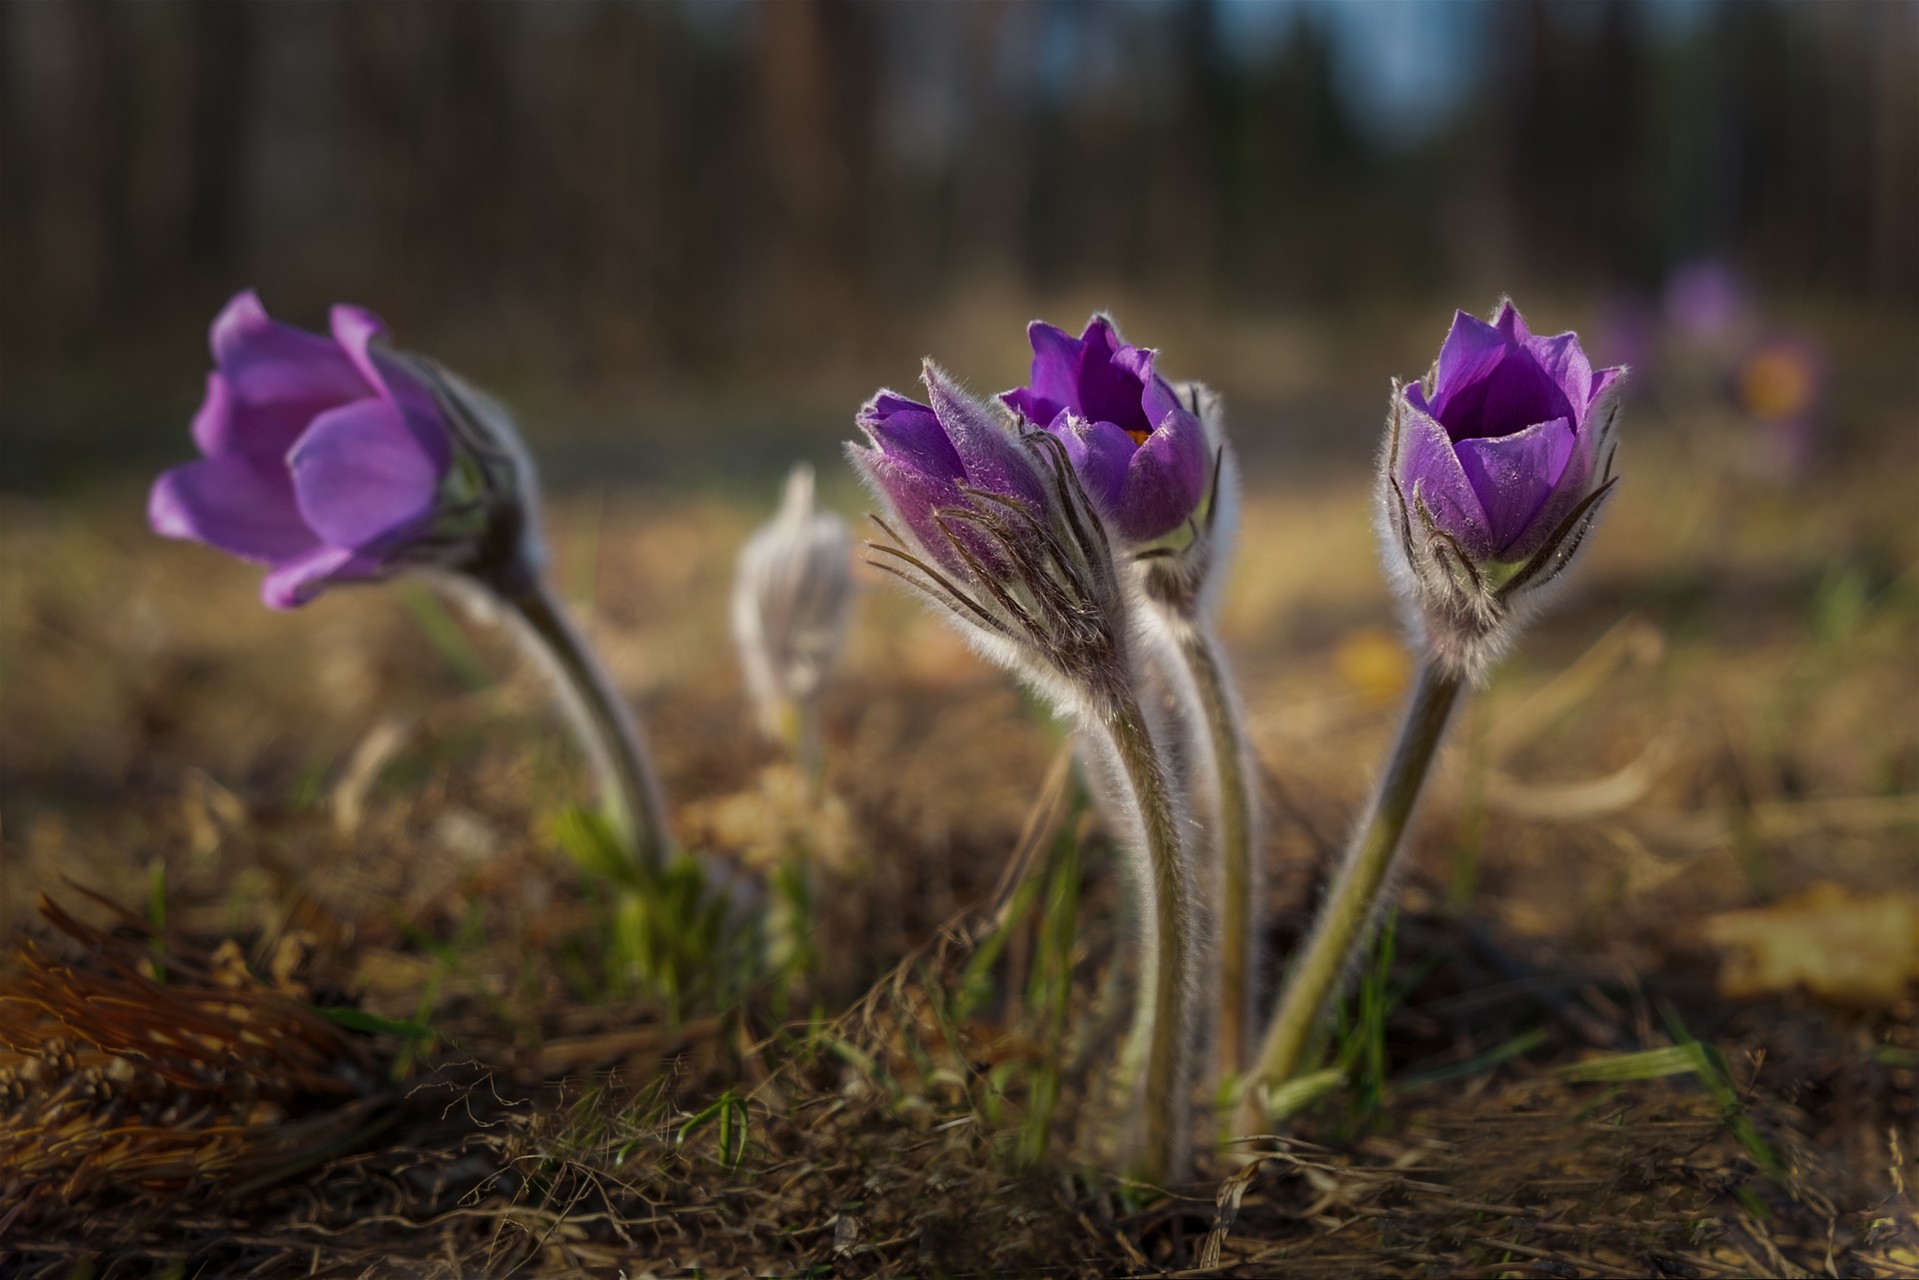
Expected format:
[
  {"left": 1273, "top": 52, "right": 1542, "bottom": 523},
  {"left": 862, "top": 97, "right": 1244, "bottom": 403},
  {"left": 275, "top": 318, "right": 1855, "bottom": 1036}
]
[
  {"left": 848, "top": 363, "right": 1049, "bottom": 577},
  {"left": 1382, "top": 301, "right": 1624, "bottom": 679},
  {"left": 1001, "top": 316, "right": 1209, "bottom": 543},
  {"left": 1663, "top": 261, "right": 1746, "bottom": 341},
  {"left": 150, "top": 291, "right": 529, "bottom": 608}
]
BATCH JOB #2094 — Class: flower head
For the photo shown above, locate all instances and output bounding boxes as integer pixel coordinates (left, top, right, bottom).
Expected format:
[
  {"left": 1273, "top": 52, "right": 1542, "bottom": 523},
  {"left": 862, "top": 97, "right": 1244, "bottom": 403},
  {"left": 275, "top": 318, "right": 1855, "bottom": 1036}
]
[
  {"left": 1001, "top": 316, "right": 1209, "bottom": 544},
  {"left": 732, "top": 464, "right": 855, "bottom": 747},
  {"left": 847, "top": 361, "right": 1130, "bottom": 707},
  {"left": 149, "top": 291, "right": 535, "bottom": 607},
  {"left": 1382, "top": 300, "right": 1623, "bottom": 679}
]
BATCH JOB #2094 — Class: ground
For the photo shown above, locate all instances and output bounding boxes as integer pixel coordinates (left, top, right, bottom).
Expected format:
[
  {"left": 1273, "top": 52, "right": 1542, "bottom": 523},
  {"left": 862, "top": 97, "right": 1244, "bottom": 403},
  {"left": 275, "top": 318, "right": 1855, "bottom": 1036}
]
[{"left": 2, "top": 415, "right": 1916, "bottom": 1276}]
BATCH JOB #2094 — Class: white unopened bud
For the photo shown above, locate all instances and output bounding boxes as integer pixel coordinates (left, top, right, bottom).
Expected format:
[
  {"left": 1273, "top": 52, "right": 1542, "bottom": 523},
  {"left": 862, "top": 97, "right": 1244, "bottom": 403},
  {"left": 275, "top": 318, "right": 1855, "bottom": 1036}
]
[{"left": 732, "top": 465, "right": 855, "bottom": 762}]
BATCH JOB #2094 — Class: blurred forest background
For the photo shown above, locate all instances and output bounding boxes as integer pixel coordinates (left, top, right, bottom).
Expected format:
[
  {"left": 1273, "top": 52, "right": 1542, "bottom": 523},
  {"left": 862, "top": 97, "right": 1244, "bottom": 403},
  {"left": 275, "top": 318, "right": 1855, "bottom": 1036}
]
[{"left": 3, "top": 0, "right": 1916, "bottom": 495}]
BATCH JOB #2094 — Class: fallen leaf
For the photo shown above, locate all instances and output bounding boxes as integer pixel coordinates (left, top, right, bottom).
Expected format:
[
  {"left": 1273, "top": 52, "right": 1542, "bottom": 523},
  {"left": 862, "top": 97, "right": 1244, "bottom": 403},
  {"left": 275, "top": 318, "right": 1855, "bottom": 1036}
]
[{"left": 1703, "top": 883, "right": 1919, "bottom": 1009}]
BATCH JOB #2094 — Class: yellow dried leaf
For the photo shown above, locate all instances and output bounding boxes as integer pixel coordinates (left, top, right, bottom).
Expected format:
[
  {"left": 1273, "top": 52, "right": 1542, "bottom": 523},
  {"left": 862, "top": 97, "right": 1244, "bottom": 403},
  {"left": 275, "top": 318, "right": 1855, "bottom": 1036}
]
[
  {"left": 1703, "top": 882, "right": 1919, "bottom": 1009},
  {"left": 1335, "top": 626, "right": 1411, "bottom": 706}
]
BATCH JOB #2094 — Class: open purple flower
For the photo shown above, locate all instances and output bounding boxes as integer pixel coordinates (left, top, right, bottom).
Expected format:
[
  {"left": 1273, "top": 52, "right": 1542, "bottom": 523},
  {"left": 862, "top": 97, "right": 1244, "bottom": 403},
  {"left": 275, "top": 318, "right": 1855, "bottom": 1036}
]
[
  {"left": 1382, "top": 300, "right": 1624, "bottom": 679},
  {"left": 149, "top": 290, "right": 498, "bottom": 608},
  {"left": 1001, "top": 316, "right": 1208, "bottom": 543},
  {"left": 1394, "top": 301, "right": 1622, "bottom": 567}
]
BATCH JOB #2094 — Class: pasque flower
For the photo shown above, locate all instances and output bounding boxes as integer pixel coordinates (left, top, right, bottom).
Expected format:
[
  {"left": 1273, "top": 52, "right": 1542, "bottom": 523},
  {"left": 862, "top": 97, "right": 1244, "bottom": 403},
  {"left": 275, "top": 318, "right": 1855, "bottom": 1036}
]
[
  {"left": 150, "top": 290, "right": 532, "bottom": 608},
  {"left": 848, "top": 360, "right": 1200, "bottom": 1183},
  {"left": 1006, "top": 315, "right": 1264, "bottom": 1077},
  {"left": 732, "top": 464, "right": 854, "bottom": 767},
  {"left": 1382, "top": 299, "right": 1624, "bottom": 681},
  {"left": 1238, "top": 300, "right": 1624, "bottom": 1138},
  {"left": 150, "top": 291, "right": 682, "bottom": 880},
  {"left": 1001, "top": 316, "right": 1210, "bottom": 544}
]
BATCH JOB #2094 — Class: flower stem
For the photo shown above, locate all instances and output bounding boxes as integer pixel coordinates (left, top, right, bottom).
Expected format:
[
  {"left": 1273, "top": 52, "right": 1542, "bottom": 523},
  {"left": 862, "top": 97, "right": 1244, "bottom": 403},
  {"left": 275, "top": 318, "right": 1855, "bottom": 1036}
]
[
  {"left": 1234, "top": 661, "right": 1461, "bottom": 1138},
  {"left": 504, "top": 577, "right": 670, "bottom": 878},
  {"left": 1102, "top": 690, "right": 1197, "bottom": 1184},
  {"left": 1175, "top": 622, "right": 1257, "bottom": 1074}
]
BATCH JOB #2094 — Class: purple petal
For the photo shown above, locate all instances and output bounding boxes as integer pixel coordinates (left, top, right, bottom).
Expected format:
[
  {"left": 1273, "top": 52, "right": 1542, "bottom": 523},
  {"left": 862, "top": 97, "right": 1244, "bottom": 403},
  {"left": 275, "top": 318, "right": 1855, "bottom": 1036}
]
[
  {"left": 330, "top": 304, "right": 452, "bottom": 473},
  {"left": 859, "top": 390, "right": 966, "bottom": 482},
  {"left": 1116, "top": 407, "right": 1209, "bottom": 542},
  {"left": 1521, "top": 330, "right": 1593, "bottom": 417},
  {"left": 1069, "top": 318, "right": 1153, "bottom": 438},
  {"left": 920, "top": 361, "right": 1046, "bottom": 508},
  {"left": 1588, "top": 365, "right": 1625, "bottom": 411},
  {"left": 847, "top": 442, "right": 979, "bottom": 577},
  {"left": 1395, "top": 392, "right": 1495, "bottom": 562},
  {"left": 1430, "top": 310, "right": 1510, "bottom": 419},
  {"left": 1117, "top": 344, "right": 1193, "bottom": 442},
  {"left": 1002, "top": 385, "right": 1062, "bottom": 427},
  {"left": 287, "top": 398, "right": 443, "bottom": 552},
  {"left": 1019, "top": 320, "right": 1084, "bottom": 412},
  {"left": 1045, "top": 412, "right": 1134, "bottom": 513},
  {"left": 1452, "top": 417, "right": 1576, "bottom": 557},
  {"left": 201, "top": 290, "right": 372, "bottom": 459},
  {"left": 260, "top": 545, "right": 383, "bottom": 610},
  {"left": 149, "top": 454, "right": 319, "bottom": 564}
]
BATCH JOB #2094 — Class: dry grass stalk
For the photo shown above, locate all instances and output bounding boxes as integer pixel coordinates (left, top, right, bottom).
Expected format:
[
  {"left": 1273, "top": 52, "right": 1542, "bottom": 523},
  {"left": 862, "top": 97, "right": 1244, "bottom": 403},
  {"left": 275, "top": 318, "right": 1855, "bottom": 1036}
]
[{"left": 0, "top": 892, "right": 391, "bottom": 1231}]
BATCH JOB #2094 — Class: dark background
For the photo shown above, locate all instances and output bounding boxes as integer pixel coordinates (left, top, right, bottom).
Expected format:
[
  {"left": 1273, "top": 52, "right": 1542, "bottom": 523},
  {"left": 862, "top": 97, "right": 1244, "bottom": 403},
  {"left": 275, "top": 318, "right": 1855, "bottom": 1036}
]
[{"left": 3, "top": 0, "right": 1915, "bottom": 492}]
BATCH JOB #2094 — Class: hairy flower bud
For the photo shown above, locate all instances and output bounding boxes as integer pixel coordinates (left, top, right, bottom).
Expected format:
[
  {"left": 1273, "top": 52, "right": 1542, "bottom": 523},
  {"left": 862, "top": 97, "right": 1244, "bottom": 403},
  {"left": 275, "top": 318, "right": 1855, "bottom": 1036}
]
[
  {"left": 847, "top": 360, "right": 1135, "bottom": 708},
  {"left": 1381, "top": 300, "right": 1623, "bottom": 681},
  {"left": 149, "top": 290, "right": 539, "bottom": 607},
  {"left": 732, "top": 464, "right": 855, "bottom": 751}
]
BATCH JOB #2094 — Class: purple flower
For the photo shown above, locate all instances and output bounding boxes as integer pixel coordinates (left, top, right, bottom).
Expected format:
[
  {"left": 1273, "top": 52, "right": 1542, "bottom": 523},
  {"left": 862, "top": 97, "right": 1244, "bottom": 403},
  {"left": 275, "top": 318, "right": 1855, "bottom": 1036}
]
[
  {"left": 149, "top": 291, "right": 474, "bottom": 608},
  {"left": 1663, "top": 260, "right": 1746, "bottom": 341},
  {"left": 1381, "top": 300, "right": 1624, "bottom": 680},
  {"left": 848, "top": 361, "right": 1049, "bottom": 577},
  {"left": 1393, "top": 301, "right": 1622, "bottom": 567},
  {"left": 1001, "top": 316, "right": 1209, "bottom": 543}
]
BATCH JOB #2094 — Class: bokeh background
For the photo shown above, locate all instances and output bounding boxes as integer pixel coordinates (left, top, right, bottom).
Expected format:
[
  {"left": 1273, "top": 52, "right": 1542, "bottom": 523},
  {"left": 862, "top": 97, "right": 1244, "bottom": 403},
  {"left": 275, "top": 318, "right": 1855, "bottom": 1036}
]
[{"left": 4, "top": 0, "right": 1916, "bottom": 493}]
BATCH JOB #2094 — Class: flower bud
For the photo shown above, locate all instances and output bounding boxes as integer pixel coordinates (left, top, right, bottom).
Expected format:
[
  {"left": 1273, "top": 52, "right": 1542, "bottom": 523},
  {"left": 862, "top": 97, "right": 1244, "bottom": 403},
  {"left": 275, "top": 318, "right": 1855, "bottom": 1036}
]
[
  {"left": 149, "top": 291, "right": 539, "bottom": 608},
  {"left": 1001, "top": 316, "right": 1209, "bottom": 544},
  {"left": 731, "top": 464, "right": 855, "bottom": 748},
  {"left": 1381, "top": 300, "right": 1623, "bottom": 681},
  {"left": 846, "top": 360, "right": 1131, "bottom": 709}
]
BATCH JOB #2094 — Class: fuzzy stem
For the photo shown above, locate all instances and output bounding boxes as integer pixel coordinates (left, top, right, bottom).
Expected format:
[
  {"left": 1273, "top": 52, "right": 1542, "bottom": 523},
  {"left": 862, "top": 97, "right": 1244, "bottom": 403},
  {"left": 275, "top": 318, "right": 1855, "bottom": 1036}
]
[
  {"left": 1102, "top": 690, "right": 1197, "bottom": 1184},
  {"left": 502, "top": 577, "right": 671, "bottom": 877},
  {"left": 1175, "top": 621, "right": 1257, "bottom": 1074},
  {"left": 1234, "top": 661, "right": 1461, "bottom": 1138}
]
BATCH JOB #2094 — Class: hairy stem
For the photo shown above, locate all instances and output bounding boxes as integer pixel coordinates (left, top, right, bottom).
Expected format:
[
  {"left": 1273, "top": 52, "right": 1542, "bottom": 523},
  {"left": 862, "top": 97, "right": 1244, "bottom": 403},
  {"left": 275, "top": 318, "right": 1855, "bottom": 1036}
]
[
  {"left": 504, "top": 578, "right": 671, "bottom": 877},
  {"left": 1103, "top": 692, "right": 1197, "bottom": 1183},
  {"left": 1175, "top": 621, "right": 1257, "bottom": 1075},
  {"left": 1234, "top": 662, "right": 1461, "bottom": 1138}
]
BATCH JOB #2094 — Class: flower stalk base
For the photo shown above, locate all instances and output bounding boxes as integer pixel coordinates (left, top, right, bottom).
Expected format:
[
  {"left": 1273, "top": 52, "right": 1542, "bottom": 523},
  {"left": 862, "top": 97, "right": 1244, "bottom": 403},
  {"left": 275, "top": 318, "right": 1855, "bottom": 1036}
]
[
  {"left": 500, "top": 577, "right": 671, "bottom": 879},
  {"left": 1102, "top": 691, "right": 1197, "bottom": 1184},
  {"left": 1234, "top": 662, "right": 1461, "bottom": 1138}
]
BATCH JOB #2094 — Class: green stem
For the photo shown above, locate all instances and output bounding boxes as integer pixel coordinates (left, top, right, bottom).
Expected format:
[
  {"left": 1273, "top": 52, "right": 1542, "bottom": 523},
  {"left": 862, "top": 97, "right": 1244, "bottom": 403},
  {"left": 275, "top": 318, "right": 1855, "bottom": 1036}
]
[
  {"left": 1177, "top": 622, "right": 1257, "bottom": 1075},
  {"left": 1104, "top": 692, "right": 1197, "bottom": 1184},
  {"left": 505, "top": 578, "right": 670, "bottom": 877},
  {"left": 1234, "top": 661, "right": 1461, "bottom": 1138}
]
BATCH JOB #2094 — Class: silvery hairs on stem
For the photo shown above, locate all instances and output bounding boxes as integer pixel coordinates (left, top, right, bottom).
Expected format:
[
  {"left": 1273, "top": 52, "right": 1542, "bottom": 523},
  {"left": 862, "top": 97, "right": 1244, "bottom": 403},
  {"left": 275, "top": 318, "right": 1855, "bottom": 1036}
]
[
  {"left": 731, "top": 463, "right": 855, "bottom": 761},
  {"left": 847, "top": 360, "right": 1201, "bottom": 1178}
]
